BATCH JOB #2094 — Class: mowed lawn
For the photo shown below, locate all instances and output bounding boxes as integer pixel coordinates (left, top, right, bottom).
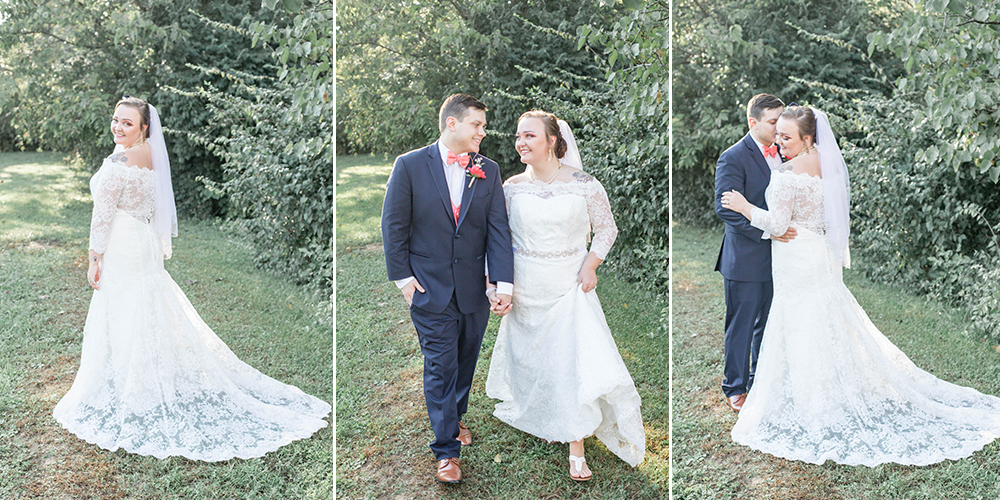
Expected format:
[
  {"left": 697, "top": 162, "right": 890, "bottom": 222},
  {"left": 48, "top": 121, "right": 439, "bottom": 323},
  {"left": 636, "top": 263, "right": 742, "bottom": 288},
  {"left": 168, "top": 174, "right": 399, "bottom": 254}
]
[
  {"left": 0, "top": 152, "right": 332, "bottom": 499},
  {"left": 335, "top": 154, "right": 668, "bottom": 499},
  {"left": 672, "top": 222, "right": 1000, "bottom": 500}
]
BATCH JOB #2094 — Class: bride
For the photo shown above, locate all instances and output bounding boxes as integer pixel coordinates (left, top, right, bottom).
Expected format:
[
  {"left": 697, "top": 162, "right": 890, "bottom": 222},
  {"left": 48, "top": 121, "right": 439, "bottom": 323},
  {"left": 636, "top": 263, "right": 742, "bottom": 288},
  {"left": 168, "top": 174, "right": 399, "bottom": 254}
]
[
  {"left": 53, "top": 96, "right": 331, "bottom": 462},
  {"left": 721, "top": 105, "right": 1000, "bottom": 466},
  {"left": 485, "top": 110, "right": 645, "bottom": 481}
]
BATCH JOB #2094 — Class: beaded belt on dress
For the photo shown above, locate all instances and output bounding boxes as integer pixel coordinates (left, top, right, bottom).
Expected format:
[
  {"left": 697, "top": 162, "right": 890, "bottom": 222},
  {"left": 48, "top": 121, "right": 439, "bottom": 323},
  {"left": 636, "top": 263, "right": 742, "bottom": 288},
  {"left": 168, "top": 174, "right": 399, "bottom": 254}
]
[{"left": 513, "top": 245, "right": 587, "bottom": 258}]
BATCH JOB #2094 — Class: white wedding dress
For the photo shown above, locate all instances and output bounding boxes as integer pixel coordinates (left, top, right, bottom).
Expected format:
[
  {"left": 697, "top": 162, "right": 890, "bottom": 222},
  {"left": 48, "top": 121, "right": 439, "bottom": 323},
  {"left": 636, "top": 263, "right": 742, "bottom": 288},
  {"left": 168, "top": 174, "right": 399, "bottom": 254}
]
[
  {"left": 485, "top": 175, "right": 645, "bottom": 466},
  {"left": 53, "top": 153, "right": 331, "bottom": 462},
  {"left": 730, "top": 170, "right": 1000, "bottom": 466}
]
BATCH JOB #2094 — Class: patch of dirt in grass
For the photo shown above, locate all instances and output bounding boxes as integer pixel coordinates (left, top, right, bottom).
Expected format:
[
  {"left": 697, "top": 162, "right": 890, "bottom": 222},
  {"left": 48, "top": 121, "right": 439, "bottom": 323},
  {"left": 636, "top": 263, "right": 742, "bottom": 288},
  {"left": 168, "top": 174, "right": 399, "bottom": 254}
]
[
  {"left": 14, "top": 356, "right": 125, "bottom": 500},
  {"left": 343, "top": 313, "right": 461, "bottom": 499}
]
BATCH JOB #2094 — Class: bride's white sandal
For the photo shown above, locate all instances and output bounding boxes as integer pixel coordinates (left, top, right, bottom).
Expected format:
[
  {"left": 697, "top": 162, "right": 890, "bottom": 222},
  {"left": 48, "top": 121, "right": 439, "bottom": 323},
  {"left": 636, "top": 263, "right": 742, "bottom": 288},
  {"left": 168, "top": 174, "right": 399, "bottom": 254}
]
[{"left": 568, "top": 455, "right": 592, "bottom": 482}]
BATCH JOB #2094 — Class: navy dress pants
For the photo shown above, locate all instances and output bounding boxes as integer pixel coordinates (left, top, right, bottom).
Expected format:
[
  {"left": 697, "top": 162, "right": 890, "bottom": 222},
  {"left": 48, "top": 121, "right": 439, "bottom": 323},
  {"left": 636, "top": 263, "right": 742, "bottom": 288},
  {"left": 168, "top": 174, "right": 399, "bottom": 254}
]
[
  {"left": 722, "top": 278, "right": 773, "bottom": 398},
  {"left": 410, "top": 295, "right": 489, "bottom": 460}
]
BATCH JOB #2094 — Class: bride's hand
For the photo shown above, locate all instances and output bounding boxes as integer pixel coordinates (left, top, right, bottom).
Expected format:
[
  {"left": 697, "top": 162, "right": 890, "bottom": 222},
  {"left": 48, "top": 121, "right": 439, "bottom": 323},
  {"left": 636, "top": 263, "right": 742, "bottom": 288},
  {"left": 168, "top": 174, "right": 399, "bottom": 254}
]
[
  {"left": 87, "top": 263, "right": 100, "bottom": 290},
  {"left": 578, "top": 267, "right": 598, "bottom": 293},
  {"left": 721, "top": 190, "right": 748, "bottom": 213},
  {"left": 87, "top": 251, "right": 102, "bottom": 290}
]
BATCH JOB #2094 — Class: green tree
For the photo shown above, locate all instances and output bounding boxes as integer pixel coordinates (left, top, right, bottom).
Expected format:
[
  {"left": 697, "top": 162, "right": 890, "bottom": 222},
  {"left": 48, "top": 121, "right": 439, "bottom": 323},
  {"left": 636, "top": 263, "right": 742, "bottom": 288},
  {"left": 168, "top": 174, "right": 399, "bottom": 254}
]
[
  {"left": 672, "top": 0, "right": 897, "bottom": 225},
  {"left": 845, "top": 0, "right": 1000, "bottom": 339},
  {"left": 0, "top": 0, "right": 281, "bottom": 215},
  {"left": 171, "top": 0, "right": 333, "bottom": 295},
  {"left": 336, "top": 0, "right": 616, "bottom": 175}
]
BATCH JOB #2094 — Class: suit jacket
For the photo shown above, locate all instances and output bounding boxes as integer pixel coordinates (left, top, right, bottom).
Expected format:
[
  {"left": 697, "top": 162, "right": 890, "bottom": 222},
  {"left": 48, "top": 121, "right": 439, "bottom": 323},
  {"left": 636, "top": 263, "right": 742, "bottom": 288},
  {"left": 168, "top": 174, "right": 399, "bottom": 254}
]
[
  {"left": 714, "top": 133, "right": 774, "bottom": 282},
  {"left": 381, "top": 141, "right": 515, "bottom": 314}
]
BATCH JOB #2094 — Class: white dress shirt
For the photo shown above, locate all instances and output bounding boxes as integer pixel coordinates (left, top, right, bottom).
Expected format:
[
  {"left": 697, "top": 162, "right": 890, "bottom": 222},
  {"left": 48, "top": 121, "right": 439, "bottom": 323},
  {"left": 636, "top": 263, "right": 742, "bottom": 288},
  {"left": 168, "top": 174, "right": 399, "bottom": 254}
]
[{"left": 751, "top": 135, "right": 783, "bottom": 171}]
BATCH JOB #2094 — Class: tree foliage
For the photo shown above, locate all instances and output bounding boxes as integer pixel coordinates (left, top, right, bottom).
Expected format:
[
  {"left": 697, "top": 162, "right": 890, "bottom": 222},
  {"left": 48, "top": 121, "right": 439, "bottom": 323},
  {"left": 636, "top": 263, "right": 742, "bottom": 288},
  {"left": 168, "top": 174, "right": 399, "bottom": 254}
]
[
  {"left": 672, "top": 0, "right": 897, "bottom": 225},
  {"left": 171, "top": 0, "right": 333, "bottom": 295},
  {"left": 0, "top": 0, "right": 280, "bottom": 216},
  {"left": 0, "top": 0, "right": 331, "bottom": 296},
  {"left": 338, "top": 0, "right": 669, "bottom": 288},
  {"left": 336, "top": 0, "right": 615, "bottom": 176},
  {"left": 846, "top": 0, "right": 1000, "bottom": 340}
]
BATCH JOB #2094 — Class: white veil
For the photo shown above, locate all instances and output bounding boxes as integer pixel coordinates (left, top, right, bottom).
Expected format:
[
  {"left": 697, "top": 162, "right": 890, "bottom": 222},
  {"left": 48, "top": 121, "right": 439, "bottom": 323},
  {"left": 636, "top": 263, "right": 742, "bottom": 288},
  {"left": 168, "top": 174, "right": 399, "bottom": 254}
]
[
  {"left": 558, "top": 120, "right": 584, "bottom": 170},
  {"left": 148, "top": 104, "right": 178, "bottom": 259},
  {"left": 814, "top": 108, "right": 851, "bottom": 268}
]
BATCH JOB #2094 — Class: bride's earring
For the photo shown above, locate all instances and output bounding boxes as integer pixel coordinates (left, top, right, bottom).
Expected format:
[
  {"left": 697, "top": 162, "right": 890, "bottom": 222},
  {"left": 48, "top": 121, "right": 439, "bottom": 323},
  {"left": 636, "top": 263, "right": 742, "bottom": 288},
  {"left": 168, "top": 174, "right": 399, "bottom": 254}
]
[{"left": 548, "top": 147, "right": 553, "bottom": 162}]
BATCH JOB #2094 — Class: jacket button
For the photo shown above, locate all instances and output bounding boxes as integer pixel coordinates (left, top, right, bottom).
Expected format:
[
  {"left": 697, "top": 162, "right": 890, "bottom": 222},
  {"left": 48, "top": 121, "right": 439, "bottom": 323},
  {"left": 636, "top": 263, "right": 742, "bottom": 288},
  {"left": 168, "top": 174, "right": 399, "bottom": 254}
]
[
  {"left": 453, "top": 259, "right": 459, "bottom": 264},
  {"left": 455, "top": 234, "right": 461, "bottom": 239}
]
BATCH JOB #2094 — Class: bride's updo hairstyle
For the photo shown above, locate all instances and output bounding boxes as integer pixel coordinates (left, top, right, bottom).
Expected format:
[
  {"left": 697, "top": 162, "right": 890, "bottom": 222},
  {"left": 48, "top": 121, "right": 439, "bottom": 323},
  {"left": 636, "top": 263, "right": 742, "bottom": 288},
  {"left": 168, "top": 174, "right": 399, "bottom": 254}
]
[
  {"left": 781, "top": 105, "right": 818, "bottom": 146},
  {"left": 115, "top": 96, "right": 151, "bottom": 139},
  {"left": 519, "top": 110, "right": 568, "bottom": 159}
]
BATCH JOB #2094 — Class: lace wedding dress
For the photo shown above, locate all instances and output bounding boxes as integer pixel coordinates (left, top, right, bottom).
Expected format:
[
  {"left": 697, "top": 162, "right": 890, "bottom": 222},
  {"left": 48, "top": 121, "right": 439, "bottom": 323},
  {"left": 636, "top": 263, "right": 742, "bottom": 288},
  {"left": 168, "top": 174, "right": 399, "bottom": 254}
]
[
  {"left": 730, "top": 170, "right": 1000, "bottom": 466},
  {"left": 485, "top": 175, "right": 645, "bottom": 466},
  {"left": 53, "top": 153, "right": 331, "bottom": 462}
]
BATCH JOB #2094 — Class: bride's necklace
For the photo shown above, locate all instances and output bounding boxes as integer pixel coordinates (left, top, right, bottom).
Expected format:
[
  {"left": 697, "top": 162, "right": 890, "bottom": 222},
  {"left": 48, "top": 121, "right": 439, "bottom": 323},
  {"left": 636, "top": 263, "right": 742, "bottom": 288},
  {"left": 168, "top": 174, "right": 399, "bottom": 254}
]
[
  {"left": 531, "top": 163, "right": 562, "bottom": 184},
  {"left": 123, "top": 136, "right": 145, "bottom": 151}
]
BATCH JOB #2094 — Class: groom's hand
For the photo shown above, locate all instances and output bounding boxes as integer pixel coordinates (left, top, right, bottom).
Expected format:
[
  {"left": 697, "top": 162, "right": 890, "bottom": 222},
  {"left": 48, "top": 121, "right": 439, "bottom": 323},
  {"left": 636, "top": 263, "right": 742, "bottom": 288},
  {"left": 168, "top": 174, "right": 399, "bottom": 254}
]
[
  {"left": 492, "top": 293, "right": 512, "bottom": 316},
  {"left": 400, "top": 279, "right": 425, "bottom": 306},
  {"left": 772, "top": 227, "right": 798, "bottom": 242}
]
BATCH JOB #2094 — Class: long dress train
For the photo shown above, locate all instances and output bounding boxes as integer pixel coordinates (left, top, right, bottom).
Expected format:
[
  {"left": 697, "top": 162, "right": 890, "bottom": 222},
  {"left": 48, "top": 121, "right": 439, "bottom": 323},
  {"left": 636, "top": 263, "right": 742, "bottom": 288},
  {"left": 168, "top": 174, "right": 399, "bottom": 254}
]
[
  {"left": 485, "top": 176, "right": 645, "bottom": 466},
  {"left": 730, "top": 170, "right": 1000, "bottom": 466},
  {"left": 53, "top": 154, "right": 331, "bottom": 462}
]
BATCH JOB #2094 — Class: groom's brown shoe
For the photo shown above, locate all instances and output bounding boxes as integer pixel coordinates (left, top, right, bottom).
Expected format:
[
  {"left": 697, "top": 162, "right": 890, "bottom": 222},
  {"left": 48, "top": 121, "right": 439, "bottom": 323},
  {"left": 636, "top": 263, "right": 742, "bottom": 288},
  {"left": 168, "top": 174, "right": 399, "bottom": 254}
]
[
  {"left": 457, "top": 421, "right": 472, "bottom": 446},
  {"left": 436, "top": 457, "right": 462, "bottom": 483},
  {"left": 727, "top": 393, "right": 747, "bottom": 413}
]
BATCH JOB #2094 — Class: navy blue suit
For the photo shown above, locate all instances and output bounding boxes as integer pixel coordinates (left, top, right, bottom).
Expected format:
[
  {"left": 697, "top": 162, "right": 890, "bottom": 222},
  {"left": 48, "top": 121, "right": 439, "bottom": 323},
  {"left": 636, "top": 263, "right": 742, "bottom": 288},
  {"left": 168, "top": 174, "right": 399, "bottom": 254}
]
[
  {"left": 381, "top": 141, "right": 514, "bottom": 460},
  {"left": 714, "top": 133, "right": 776, "bottom": 398}
]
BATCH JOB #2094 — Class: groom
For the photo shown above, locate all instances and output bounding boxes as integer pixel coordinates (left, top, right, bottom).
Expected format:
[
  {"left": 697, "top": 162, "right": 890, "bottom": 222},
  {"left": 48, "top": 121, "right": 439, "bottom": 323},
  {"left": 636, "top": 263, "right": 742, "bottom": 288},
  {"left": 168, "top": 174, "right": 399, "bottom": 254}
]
[
  {"left": 714, "top": 93, "right": 795, "bottom": 413},
  {"left": 381, "top": 94, "right": 515, "bottom": 483}
]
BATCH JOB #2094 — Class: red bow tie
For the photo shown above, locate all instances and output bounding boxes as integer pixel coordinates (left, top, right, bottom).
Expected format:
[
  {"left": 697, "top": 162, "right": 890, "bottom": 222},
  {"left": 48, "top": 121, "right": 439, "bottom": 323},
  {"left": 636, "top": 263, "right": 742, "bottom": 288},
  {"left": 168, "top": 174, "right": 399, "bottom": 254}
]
[
  {"left": 764, "top": 144, "right": 778, "bottom": 158},
  {"left": 446, "top": 150, "right": 471, "bottom": 167}
]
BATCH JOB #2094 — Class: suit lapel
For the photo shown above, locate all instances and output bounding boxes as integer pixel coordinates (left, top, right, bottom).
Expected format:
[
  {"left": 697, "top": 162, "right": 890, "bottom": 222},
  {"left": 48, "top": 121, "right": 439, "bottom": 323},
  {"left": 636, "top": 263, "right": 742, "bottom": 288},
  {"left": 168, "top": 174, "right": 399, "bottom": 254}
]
[
  {"left": 743, "top": 134, "right": 771, "bottom": 179},
  {"left": 425, "top": 141, "right": 456, "bottom": 227},
  {"left": 456, "top": 153, "right": 477, "bottom": 229}
]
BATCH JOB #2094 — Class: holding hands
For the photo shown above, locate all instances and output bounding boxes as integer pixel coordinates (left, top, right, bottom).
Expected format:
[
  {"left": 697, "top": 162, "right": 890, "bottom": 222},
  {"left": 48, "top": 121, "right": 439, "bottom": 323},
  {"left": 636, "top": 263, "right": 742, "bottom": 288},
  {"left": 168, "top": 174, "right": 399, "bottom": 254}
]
[{"left": 488, "top": 288, "right": 513, "bottom": 316}]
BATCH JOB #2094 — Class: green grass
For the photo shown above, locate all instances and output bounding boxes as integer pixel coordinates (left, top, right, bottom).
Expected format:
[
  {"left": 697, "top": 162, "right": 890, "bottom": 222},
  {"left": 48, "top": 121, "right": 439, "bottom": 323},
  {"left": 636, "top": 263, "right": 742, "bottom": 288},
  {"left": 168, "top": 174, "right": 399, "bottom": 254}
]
[
  {"left": 335, "top": 154, "right": 668, "bottom": 499},
  {"left": 0, "top": 152, "right": 332, "bottom": 499},
  {"left": 672, "top": 222, "right": 1000, "bottom": 500}
]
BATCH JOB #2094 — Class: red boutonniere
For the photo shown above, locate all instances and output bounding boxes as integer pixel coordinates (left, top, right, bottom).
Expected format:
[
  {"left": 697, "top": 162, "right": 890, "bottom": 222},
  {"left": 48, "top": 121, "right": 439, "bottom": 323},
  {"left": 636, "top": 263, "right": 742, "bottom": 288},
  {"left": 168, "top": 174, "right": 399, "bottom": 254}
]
[{"left": 466, "top": 157, "right": 486, "bottom": 188}]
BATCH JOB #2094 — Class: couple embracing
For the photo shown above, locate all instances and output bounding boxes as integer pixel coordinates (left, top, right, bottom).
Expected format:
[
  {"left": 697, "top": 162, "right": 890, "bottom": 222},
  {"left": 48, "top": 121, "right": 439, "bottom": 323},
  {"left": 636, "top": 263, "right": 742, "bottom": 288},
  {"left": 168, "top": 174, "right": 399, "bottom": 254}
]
[
  {"left": 381, "top": 94, "right": 645, "bottom": 483},
  {"left": 715, "top": 93, "right": 1000, "bottom": 466}
]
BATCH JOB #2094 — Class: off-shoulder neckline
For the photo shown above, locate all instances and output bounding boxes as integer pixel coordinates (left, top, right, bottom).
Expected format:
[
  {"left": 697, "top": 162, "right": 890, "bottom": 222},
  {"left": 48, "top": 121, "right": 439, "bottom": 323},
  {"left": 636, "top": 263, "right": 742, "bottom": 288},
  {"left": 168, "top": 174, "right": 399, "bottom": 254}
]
[{"left": 776, "top": 169, "right": 821, "bottom": 180}]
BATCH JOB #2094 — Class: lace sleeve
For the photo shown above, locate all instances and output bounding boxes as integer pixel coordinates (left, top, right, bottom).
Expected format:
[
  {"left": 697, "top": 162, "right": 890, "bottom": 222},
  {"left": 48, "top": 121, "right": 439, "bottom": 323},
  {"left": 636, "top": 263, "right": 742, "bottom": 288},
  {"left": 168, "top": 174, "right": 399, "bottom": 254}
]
[
  {"left": 89, "top": 164, "right": 125, "bottom": 254},
  {"left": 749, "top": 175, "right": 794, "bottom": 237},
  {"left": 586, "top": 180, "right": 618, "bottom": 260}
]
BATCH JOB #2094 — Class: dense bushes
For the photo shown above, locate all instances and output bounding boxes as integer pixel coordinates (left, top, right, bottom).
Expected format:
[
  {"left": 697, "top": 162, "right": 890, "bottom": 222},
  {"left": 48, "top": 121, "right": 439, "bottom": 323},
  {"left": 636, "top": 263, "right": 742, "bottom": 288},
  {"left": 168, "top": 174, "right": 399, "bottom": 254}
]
[
  {"left": 672, "top": 0, "right": 898, "bottom": 226},
  {"left": 841, "top": 0, "right": 1000, "bottom": 340},
  {"left": 0, "top": 0, "right": 282, "bottom": 216},
  {"left": 0, "top": 0, "right": 331, "bottom": 297},
  {"left": 338, "top": 0, "right": 669, "bottom": 289},
  {"left": 337, "top": 0, "right": 617, "bottom": 177},
  {"left": 172, "top": 0, "right": 332, "bottom": 295}
]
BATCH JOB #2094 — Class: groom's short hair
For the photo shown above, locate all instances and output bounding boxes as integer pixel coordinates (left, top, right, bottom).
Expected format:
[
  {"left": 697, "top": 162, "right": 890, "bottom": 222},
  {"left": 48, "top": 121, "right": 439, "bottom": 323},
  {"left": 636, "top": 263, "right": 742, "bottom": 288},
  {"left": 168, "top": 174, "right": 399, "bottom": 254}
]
[
  {"left": 439, "top": 94, "right": 488, "bottom": 132},
  {"left": 746, "top": 94, "right": 785, "bottom": 121}
]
